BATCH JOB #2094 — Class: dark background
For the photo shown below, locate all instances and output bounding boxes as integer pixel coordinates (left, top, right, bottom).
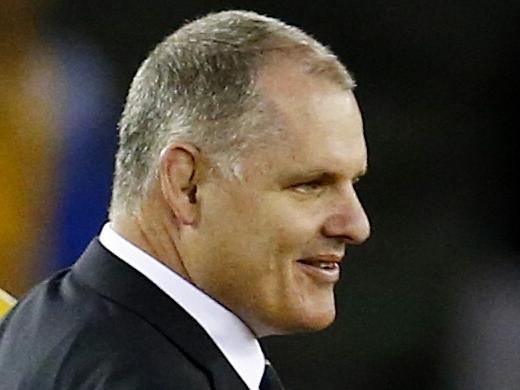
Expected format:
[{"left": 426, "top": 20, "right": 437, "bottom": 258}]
[{"left": 45, "top": 1, "right": 519, "bottom": 389}]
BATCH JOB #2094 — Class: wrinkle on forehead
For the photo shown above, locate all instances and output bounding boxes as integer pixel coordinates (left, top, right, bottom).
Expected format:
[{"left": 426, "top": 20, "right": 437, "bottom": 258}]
[
  {"left": 256, "top": 55, "right": 350, "bottom": 102},
  {"left": 237, "top": 57, "right": 366, "bottom": 182},
  {"left": 255, "top": 57, "right": 362, "bottom": 134}
]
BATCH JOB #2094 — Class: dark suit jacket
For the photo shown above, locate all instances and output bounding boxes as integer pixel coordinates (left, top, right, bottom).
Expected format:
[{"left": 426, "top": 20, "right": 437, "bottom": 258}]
[{"left": 0, "top": 239, "right": 250, "bottom": 389}]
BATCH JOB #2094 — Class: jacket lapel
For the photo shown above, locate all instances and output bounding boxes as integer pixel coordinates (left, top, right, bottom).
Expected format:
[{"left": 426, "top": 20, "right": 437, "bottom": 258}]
[{"left": 72, "top": 239, "right": 249, "bottom": 390}]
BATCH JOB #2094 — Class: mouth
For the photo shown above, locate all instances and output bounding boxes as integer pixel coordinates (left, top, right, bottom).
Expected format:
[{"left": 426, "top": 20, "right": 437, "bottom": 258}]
[{"left": 296, "top": 255, "right": 342, "bottom": 283}]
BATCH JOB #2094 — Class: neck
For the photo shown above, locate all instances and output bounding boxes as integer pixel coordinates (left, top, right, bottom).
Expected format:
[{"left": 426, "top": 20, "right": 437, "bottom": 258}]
[{"left": 111, "top": 198, "right": 191, "bottom": 281}]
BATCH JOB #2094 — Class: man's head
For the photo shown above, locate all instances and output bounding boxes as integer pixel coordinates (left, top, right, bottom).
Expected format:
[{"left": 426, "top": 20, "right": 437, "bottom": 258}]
[{"left": 109, "top": 10, "right": 369, "bottom": 336}]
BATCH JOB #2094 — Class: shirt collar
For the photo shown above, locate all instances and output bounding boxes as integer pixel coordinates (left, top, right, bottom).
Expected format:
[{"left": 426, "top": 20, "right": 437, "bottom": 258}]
[{"left": 98, "top": 223, "right": 265, "bottom": 390}]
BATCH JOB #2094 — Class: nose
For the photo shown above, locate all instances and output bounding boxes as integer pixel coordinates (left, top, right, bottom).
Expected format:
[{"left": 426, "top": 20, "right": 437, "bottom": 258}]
[{"left": 321, "top": 184, "right": 371, "bottom": 245}]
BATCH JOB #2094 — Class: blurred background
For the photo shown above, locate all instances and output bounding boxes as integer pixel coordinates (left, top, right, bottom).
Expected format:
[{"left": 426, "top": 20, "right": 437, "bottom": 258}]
[{"left": 1, "top": 1, "right": 518, "bottom": 389}]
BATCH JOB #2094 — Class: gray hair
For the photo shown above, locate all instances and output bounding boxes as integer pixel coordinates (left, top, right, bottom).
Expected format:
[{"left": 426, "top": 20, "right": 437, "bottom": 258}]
[{"left": 109, "top": 10, "right": 355, "bottom": 218}]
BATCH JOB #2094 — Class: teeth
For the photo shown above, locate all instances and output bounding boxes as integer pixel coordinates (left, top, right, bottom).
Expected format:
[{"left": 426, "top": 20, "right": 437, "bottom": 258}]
[
  {"left": 319, "top": 261, "right": 335, "bottom": 270},
  {"left": 298, "top": 259, "right": 338, "bottom": 270}
]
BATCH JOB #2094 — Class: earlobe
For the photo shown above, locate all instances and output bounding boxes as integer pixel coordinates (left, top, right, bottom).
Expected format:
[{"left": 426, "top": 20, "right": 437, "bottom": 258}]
[{"left": 159, "top": 144, "right": 200, "bottom": 225}]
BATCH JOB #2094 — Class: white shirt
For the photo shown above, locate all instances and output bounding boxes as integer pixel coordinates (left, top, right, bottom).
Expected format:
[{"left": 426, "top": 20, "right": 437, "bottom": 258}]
[{"left": 99, "top": 223, "right": 265, "bottom": 390}]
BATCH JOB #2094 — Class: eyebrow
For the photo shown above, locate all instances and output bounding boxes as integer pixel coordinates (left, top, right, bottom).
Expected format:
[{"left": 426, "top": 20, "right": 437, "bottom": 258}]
[
  {"left": 281, "top": 166, "right": 368, "bottom": 184},
  {"left": 280, "top": 169, "right": 331, "bottom": 183}
]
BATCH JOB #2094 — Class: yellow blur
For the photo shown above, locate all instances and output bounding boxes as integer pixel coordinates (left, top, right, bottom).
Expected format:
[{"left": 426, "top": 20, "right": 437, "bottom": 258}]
[{"left": 0, "top": 289, "right": 16, "bottom": 318}]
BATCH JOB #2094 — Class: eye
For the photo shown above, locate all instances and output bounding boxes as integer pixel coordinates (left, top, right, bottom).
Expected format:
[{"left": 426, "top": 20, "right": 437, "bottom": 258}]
[{"left": 291, "top": 180, "right": 324, "bottom": 194}]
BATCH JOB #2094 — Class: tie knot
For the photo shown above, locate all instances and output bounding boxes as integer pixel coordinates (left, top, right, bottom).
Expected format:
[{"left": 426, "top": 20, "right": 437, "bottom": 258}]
[{"left": 260, "top": 361, "right": 284, "bottom": 390}]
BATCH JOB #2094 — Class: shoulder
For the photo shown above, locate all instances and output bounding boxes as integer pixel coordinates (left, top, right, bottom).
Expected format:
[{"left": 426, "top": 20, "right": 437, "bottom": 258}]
[{"left": 0, "top": 269, "right": 211, "bottom": 389}]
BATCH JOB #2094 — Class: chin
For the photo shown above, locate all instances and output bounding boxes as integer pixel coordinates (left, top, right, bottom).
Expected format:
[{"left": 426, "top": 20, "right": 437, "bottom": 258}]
[
  {"left": 259, "top": 306, "right": 336, "bottom": 337},
  {"left": 295, "top": 292, "right": 338, "bottom": 331},
  {"left": 246, "top": 290, "right": 338, "bottom": 337},
  {"left": 297, "top": 308, "right": 336, "bottom": 332}
]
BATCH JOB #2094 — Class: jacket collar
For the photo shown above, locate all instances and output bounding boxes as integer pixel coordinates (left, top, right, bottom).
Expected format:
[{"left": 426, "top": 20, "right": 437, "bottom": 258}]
[{"left": 72, "top": 239, "right": 249, "bottom": 390}]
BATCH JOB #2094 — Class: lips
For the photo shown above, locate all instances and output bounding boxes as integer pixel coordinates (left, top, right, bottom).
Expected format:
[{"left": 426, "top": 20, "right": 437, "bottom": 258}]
[{"left": 296, "top": 255, "right": 342, "bottom": 283}]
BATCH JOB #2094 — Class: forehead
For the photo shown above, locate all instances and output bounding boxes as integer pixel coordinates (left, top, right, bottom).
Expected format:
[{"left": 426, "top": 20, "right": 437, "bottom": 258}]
[{"left": 244, "top": 61, "right": 366, "bottom": 179}]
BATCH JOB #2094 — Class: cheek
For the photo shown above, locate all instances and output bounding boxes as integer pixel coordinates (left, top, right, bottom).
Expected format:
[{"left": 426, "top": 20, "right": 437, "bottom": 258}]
[
  {"left": 270, "top": 200, "right": 320, "bottom": 244},
  {"left": 199, "top": 192, "right": 268, "bottom": 262},
  {"left": 200, "top": 186, "right": 322, "bottom": 268},
  {"left": 253, "top": 200, "right": 323, "bottom": 267}
]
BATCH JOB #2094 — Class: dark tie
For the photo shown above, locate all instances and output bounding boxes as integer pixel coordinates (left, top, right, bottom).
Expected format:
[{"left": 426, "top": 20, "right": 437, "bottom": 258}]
[{"left": 260, "top": 361, "right": 284, "bottom": 390}]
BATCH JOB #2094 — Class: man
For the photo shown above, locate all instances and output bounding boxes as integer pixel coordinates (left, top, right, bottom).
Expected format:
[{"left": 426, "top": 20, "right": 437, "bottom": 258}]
[{"left": 0, "top": 10, "right": 370, "bottom": 389}]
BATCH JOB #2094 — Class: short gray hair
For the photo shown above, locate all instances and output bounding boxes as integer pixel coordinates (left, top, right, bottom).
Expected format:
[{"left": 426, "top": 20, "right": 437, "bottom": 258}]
[{"left": 109, "top": 10, "right": 355, "bottom": 218}]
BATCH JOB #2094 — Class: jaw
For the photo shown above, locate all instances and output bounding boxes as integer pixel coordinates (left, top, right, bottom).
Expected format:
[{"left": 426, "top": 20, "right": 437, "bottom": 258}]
[
  {"left": 253, "top": 305, "right": 337, "bottom": 338},
  {"left": 242, "top": 279, "right": 338, "bottom": 337}
]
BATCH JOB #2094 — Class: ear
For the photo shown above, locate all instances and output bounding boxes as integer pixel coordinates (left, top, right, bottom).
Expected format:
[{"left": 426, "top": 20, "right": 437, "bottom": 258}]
[{"left": 159, "top": 144, "right": 201, "bottom": 225}]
